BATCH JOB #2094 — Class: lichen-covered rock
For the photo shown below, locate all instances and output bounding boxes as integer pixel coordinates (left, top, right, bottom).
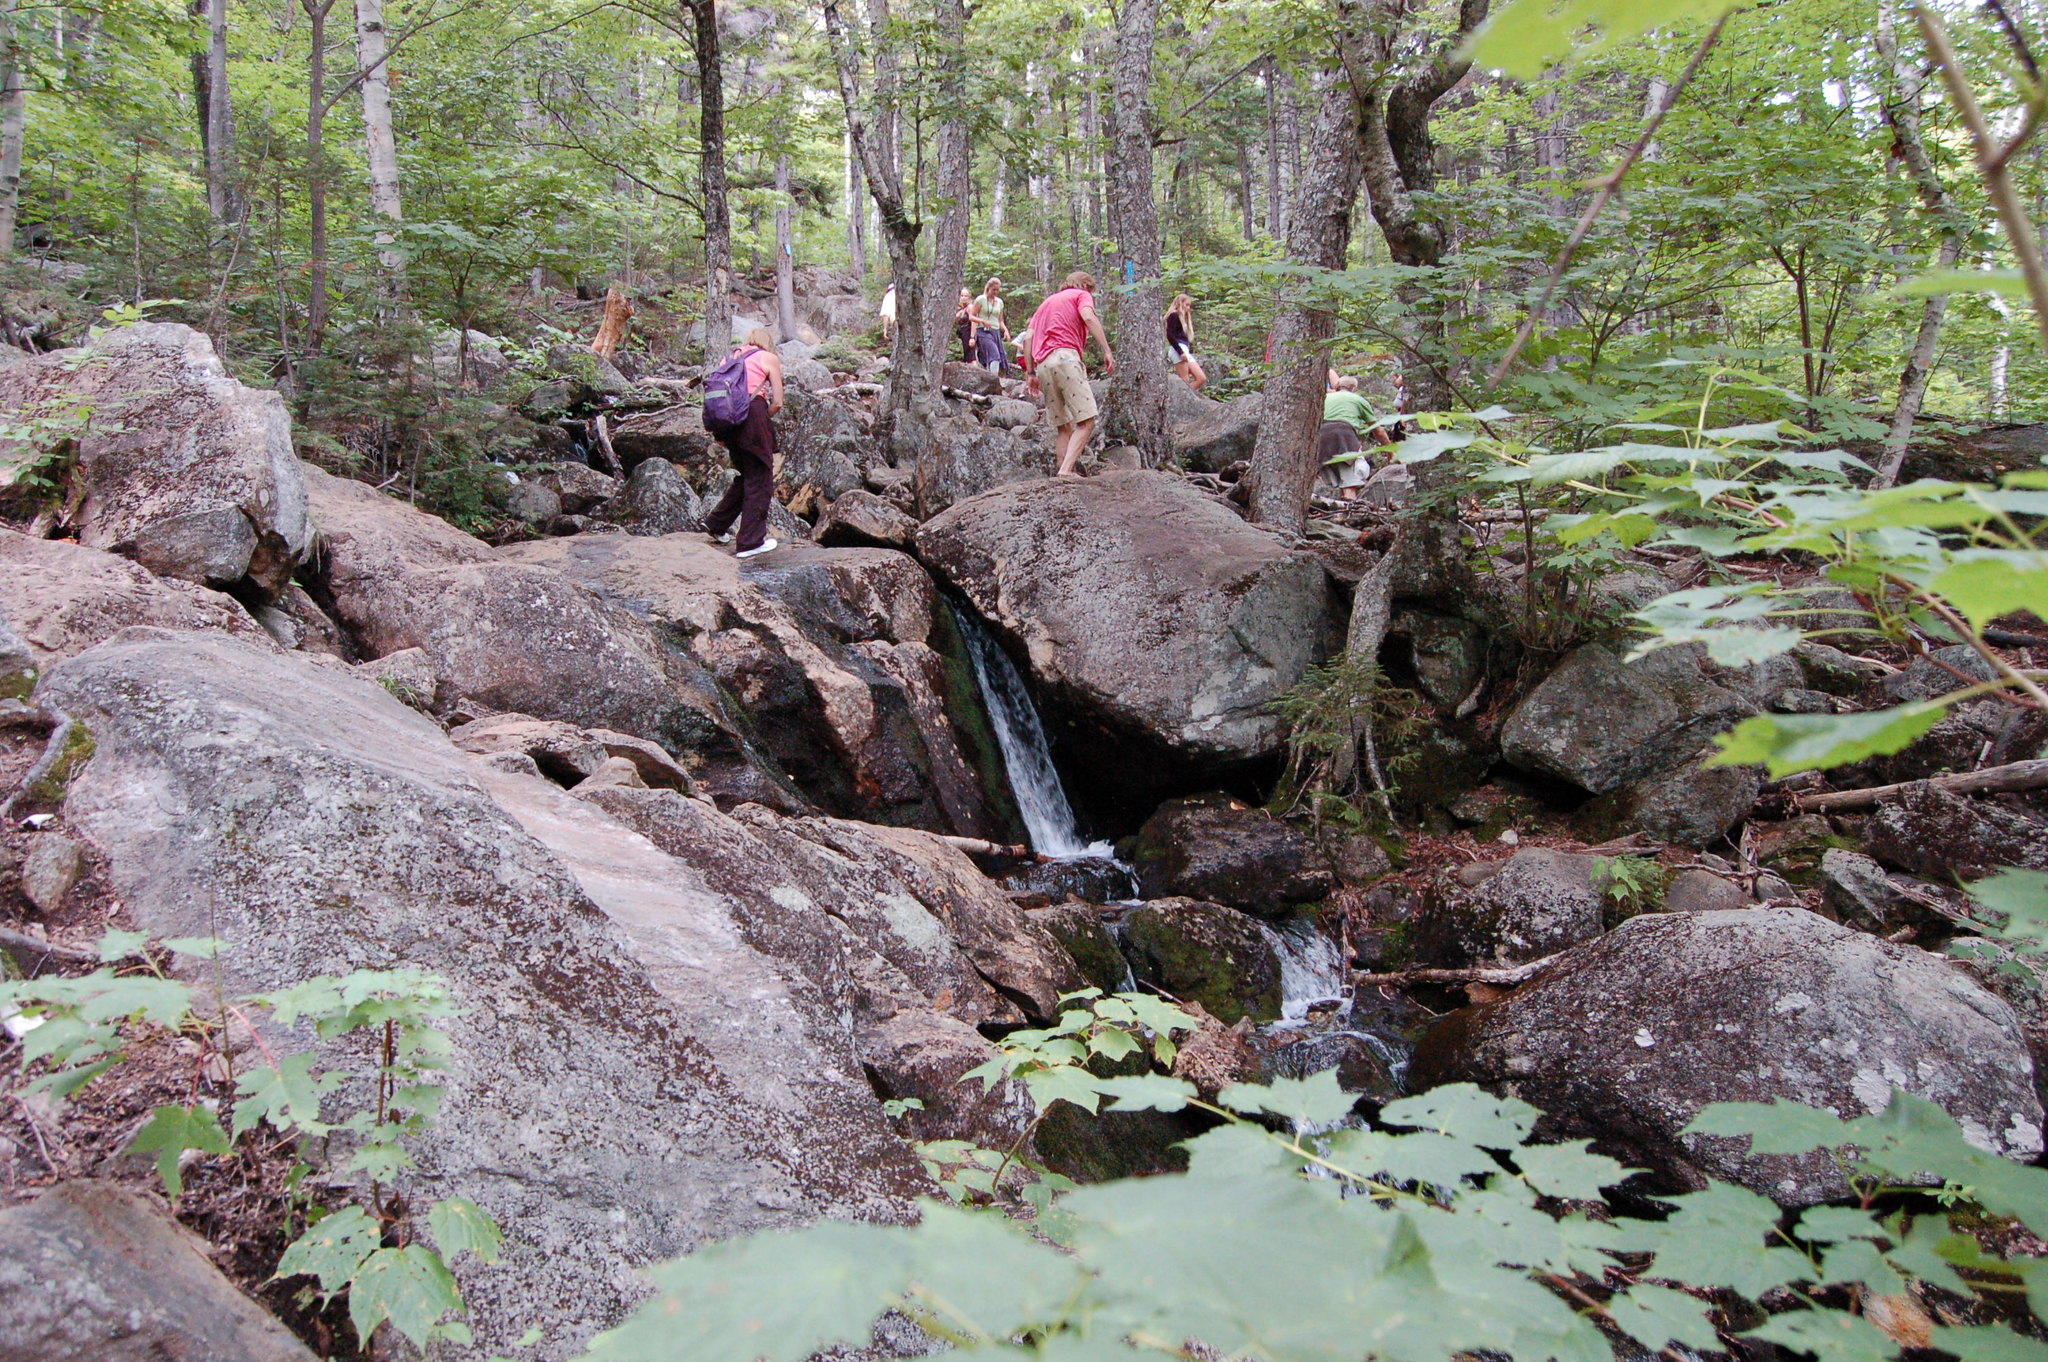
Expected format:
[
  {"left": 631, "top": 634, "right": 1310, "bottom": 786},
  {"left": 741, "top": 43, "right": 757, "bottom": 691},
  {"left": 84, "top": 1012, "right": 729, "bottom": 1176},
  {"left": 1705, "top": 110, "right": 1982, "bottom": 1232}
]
[
  {"left": 1120, "top": 897, "right": 1282, "bottom": 1024},
  {"left": 1000, "top": 856, "right": 1137, "bottom": 906},
  {"left": 1171, "top": 389, "right": 1261, "bottom": 473},
  {"left": 37, "top": 628, "right": 926, "bottom": 1358},
  {"left": 0, "top": 323, "right": 310, "bottom": 594},
  {"left": 538, "top": 462, "right": 620, "bottom": 514},
  {"left": 1388, "top": 607, "right": 1487, "bottom": 711},
  {"left": 859, "top": 1008, "right": 1035, "bottom": 1149},
  {"left": 913, "top": 417, "right": 1054, "bottom": 514},
  {"left": 1501, "top": 641, "right": 1787, "bottom": 794},
  {"left": 1579, "top": 752, "right": 1763, "bottom": 847},
  {"left": 1125, "top": 793, "right": 1334, "bottom": 919},
  {"left": 1866, "top": 784, "right": 2048, "bottom": 881},
  {"left": 0, "top": 528, "right": 268, "bottom": 667},
  {"left": 0, "top": 1180, "right": 317, "bottom": 1362},
  {"left": 1410, "top": 848, "right": 1609, "bottom": 968},
  {"left": 1028, "top": 902, "right": 1130, "bottom": 993},
  {"left": 917, "top": 472, "right": 1340, "bottom": 811},
  {"left": 818, "top": 489, "right": 919, "bottom": 549},
  {"left": 941, "top": 360, "right": 1002, "bottom": 396},
  {"left": 1410, "top": 906, "right": 2043, "bottom": 1205},
  {"left": 0, "top": 610, "right": 31, "bottom": 699},
  {"left": 610, "top": 403, "right": 719, "bottom": 478},
  {"left": 607, "top": 457, "right": 704, "bottom": 536},
  {"left": 19, "top": 833, "right": 84, "bottom": 913}
]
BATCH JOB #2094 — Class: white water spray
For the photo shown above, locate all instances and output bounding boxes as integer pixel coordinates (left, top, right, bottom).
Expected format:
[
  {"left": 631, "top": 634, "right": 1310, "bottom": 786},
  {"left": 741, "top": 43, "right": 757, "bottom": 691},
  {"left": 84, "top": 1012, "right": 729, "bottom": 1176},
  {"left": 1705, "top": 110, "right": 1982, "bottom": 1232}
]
[{"left": 956, "top": 606, "right": 1111, "bottom": 859}]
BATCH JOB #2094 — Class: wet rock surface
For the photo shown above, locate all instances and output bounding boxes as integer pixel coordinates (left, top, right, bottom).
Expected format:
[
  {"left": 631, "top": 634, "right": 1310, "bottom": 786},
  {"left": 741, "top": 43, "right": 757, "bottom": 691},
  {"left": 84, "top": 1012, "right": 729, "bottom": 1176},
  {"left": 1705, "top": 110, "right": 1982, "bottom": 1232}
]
[
  {"left": 1411, "top": 906, "right": 2043, "bottom": 1204},
  {"left": 1411, "top": 848, "right": 1611, "bottom": 968},
  {"left": 1125, "top": 793, "right": 1335, "bottom": 918},
  {"left": 1119, "top": 897, "right": 1282, "bottom": 1024}
]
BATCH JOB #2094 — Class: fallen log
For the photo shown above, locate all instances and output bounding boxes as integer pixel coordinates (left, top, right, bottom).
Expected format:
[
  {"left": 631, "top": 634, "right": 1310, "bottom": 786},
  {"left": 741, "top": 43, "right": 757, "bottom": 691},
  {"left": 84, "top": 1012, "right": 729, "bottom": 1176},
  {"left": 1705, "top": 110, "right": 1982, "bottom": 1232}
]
[
  {"left": 1355, "top": 952, "right": 1561, "bottom": 989},
  {"left": 591, "top": 286, "right": 634, "bottom": 359},
  {"left": 591, "top": 414, "right": 623, "bottom": 476},
  {"left": 1793, "top": 758, "right": 2048, "bottom": 813},
  {"left": 935, "top": 833, "right": 1043, "bottom": 861},
  {"left": 0, "top": 925, "right": 98, "bottom": 966}
]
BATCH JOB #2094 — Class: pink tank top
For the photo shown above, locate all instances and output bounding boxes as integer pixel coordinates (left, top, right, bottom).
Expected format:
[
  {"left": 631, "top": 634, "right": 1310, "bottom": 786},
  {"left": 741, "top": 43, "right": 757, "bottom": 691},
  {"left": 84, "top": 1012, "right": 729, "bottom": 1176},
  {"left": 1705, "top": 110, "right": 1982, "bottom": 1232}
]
[{"left": 742, "top": 347, "right": 773, "bottom": 399}]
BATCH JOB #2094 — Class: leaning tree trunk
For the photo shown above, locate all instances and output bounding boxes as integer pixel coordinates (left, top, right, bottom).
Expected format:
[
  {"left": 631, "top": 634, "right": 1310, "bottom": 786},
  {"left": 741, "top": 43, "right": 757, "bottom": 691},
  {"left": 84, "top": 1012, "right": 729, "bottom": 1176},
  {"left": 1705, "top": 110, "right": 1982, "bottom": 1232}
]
[
  {"left": 823, "top": 0, "right": 931, "bottom": 420},
  {"left": 1874, "top": 0, "right": 1970, "bottom": 488},
  {"left": 922, "top": 0, "right": 970, "bottom": 390},
  {"left": 1105, "top": 0, "right": 1171, "bottom": 469},
  {"left": 774, "top": 153, "right": 798, "bottom": 341},
  {"left": 0, "top": 0, "right": 25, "bottom": 261},
  {"left": 354, "top": 0, "right": 405, "bottom": 300},
  {"left": 845, "top": 129, "right": 866, "bottom": 281},
  {"left": 693, "top": 0, "right": 733, "bottom": 355},
  {"left": 1244, "top": 72, "right": 1364, "bottom": 533}
]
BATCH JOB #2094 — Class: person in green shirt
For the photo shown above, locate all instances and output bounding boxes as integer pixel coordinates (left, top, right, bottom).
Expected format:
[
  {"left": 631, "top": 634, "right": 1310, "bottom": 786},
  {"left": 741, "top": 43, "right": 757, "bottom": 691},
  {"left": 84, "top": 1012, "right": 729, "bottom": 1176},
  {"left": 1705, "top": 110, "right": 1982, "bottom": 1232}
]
[{"left": 1318, "top": 375, "right": 1389, "bottom": 501}]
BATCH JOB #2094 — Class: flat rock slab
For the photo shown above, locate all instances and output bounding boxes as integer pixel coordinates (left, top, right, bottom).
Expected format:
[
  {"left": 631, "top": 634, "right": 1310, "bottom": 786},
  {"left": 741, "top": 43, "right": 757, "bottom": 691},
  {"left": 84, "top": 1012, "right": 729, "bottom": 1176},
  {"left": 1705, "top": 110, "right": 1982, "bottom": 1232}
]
[
  {"left": 0, "top": 528, "right": 267, "bottom": 667},
  {"left": 0, "top": 1180, "right": 316, "bottom": 1362}
]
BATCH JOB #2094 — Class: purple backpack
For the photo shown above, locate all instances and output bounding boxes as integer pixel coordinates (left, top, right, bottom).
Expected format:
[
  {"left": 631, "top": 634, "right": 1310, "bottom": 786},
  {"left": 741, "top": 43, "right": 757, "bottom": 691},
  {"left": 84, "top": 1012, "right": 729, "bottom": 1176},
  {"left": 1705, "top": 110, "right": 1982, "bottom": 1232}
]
[{"left": 703, "top": 346, "right": 757, "bottom": 429}]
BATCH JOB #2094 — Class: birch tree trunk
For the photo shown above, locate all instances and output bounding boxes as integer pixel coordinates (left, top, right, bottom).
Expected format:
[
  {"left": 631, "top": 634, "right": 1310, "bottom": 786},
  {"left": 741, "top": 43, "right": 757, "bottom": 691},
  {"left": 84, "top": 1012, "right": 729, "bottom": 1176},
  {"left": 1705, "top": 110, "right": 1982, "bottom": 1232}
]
[
  {"left": 0, "top": 17, "right": 21, "bottom": 263},
  {"left": 774, "top": 153, "right": 798, "bottom": 341},
  {"left": 1105, "top": 0, "right": 1170, "bottom": 468},
  {"left": 1244, "top": 71, "right": 1363, "bottom": 533},
  {"left": 355, "top": 0, "right": 405, "bottom": 299},
  {"left": 1873, "top": 1, "right": 1969, "bottom": 488},
  {"left": 693, "top": 0, "right": 732, "bottom": 354}
]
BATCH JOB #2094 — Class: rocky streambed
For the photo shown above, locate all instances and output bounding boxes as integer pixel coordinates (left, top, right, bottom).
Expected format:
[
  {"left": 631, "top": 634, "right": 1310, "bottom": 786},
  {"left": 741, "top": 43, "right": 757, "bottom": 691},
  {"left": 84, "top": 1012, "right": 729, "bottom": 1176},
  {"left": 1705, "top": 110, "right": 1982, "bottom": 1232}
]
[{"left": 0, "top": 322, "right": 2043, "bottom": 1358}]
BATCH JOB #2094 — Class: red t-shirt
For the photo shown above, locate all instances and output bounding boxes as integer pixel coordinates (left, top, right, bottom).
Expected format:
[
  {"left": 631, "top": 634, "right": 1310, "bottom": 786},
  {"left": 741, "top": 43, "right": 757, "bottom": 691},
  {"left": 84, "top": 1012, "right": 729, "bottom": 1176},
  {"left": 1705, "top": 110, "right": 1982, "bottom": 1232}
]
[{"left": 1029, "top": 288, "right": 1093, "bottom": 365}]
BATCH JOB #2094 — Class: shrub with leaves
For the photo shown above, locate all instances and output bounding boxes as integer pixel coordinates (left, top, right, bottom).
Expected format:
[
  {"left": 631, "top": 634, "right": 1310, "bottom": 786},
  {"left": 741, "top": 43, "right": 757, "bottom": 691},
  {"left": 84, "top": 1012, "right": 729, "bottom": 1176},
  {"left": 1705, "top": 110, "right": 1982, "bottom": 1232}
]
[{"left": 0, "top": 935, "right": 497, "bottom": 1352}]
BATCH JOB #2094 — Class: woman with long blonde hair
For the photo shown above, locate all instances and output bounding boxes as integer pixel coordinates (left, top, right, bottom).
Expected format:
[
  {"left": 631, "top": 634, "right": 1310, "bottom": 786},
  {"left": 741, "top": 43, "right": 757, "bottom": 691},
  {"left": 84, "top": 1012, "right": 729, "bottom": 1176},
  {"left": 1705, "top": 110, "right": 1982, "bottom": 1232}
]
[{"left": 1164, "top": 294, "right": 1205, "bottom": 391}]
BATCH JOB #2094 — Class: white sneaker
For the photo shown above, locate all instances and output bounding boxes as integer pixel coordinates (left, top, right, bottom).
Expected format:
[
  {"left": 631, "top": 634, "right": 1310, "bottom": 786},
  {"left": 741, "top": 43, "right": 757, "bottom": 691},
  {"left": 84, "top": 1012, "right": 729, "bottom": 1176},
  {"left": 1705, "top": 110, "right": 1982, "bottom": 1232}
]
[
  {"left": 734, "top": 537, "right": 779, "bottom": 559},
  {"left": 714, "top": 530, "right": 734, "bottom": 544}
]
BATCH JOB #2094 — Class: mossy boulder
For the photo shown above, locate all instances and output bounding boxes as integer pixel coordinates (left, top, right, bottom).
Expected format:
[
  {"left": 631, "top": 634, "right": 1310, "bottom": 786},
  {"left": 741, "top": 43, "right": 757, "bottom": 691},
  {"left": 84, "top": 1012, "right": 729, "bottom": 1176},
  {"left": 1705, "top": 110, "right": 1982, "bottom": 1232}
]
[
  {"left": 1028, "top": 903, "right": 1129, "bottom": 994},
  {"left": 0, "top": 610, "right": 32, "bottom": 700},
  {"left": 1125, "top": 793, "right": 1333, "bottom": 919},
  {"left": 1119, "top": 897, "right": 1281, "bottom": 1024}
]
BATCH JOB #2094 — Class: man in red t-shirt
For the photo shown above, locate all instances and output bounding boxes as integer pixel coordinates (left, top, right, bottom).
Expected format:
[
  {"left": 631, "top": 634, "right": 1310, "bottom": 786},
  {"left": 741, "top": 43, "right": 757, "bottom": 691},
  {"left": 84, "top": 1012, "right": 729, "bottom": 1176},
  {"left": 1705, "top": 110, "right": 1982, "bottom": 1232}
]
[{"left": 1021, "top": 271, "right": 1117, "bottom": 477}]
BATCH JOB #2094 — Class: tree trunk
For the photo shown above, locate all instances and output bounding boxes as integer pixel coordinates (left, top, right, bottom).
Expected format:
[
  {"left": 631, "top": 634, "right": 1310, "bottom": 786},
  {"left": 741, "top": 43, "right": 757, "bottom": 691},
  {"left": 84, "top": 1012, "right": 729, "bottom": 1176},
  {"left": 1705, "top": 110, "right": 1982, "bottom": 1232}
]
[
  {"left": 1264, "top": 58, "right": 1282, "bottom": 238},
  {"left": 823, "top": 0, "right": 930, "bottom": 420},
  {"left": 774, "top": 153, "right": 798, "bottom": 341},
  {"left": 694, "top": 0, "right": 733, "bottom": 355},
  {"left": 1244, "top": 71, "right": 1363, "bottom": 534},
  {"left": 354, "top": 0, "right": 405, "bottom": 298},
  {"left": 1105, "top": 0, "right": 1170, "bottom": 468},
  {"left": 0, "top": 0, "right": 22, "bottom": 262},
  {"left": 303, "top": 0, "right": 335, "bottom": 353},
  {"left": 200, "top": 0, "right": 239, "bottom": 227},
  {"left": 1874, "top": 0, "right": 1969, "bottom": 488},
  {"left": 923, "top": 0, "right": 969, "bottom": 388},
  {"left": 846, "top": 129, "right": 866, "bottom": 279}
]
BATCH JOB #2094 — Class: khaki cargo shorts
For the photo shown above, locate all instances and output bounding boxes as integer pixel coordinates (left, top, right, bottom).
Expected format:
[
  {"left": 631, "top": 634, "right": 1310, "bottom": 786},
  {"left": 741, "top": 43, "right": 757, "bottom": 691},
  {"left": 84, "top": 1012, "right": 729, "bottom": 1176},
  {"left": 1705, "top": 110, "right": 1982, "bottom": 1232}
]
[{"left": 1036, "top": 348, "right": 1097, "bottom": 427}]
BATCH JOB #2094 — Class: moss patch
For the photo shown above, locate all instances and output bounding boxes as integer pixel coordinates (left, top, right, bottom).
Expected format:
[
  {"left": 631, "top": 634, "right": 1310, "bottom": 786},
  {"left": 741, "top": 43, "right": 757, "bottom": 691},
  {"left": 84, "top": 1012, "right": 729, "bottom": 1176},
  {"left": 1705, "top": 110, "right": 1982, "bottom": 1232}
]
[{"left": 29, "top": 722, "right": 95, "bottom": 805}]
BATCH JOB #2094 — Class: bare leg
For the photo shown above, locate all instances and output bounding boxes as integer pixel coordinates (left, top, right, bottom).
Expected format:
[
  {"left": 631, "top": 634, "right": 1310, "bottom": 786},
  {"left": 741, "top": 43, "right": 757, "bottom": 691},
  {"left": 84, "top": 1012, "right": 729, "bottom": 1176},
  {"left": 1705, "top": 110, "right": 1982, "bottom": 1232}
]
[
  {"left": 1057, "top": 416, "right": 1098, "bottom": 476},
  {"left": 1053, "top": 422, "right": 1080, "bottom": 477}
]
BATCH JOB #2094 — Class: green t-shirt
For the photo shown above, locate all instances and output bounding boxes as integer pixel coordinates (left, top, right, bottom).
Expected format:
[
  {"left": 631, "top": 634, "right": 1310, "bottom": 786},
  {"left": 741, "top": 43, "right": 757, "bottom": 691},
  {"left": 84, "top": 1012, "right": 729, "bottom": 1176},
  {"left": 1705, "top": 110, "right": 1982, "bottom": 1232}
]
[{"left": 1323, "top": 389, "right": 1379, "bottom": 435}]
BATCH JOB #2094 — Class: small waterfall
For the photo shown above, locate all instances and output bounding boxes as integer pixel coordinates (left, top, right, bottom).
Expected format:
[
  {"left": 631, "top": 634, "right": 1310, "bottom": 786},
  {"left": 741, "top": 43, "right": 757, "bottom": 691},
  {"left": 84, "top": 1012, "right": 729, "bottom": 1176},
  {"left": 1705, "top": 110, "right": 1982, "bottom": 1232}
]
[
  {"left": 1263, "top": 919, "right": 1351, "bottom": 1023},
  {"left": 954, "top": 605, "right": 1108, "bottom": 859}
]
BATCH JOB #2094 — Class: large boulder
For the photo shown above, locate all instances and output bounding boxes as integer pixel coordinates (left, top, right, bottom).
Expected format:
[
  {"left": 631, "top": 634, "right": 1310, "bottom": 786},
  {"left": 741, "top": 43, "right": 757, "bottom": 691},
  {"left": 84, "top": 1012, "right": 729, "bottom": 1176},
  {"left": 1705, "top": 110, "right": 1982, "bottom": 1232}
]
[
  {"left": 1120, "top": 897, "right": 1282, "bottom": 1024},
  {"left": 1172, "top": 389, "right": 1261, "bottom": 474},
  {"left": 1501, "top": 641, "right": 1790, "bottom": 797},
  {"left": 912, "top": 417, "right": 1054, "bottom": 514},
  {"left": 504, "top": 533, "right": 1020, "bottom": 838},
  {"left": 1411, "top": 907, "right": 2043, "bottom": 1205},
  {"left": 606, "top": 457, "right": 704, "bottom": 535},
  {"left": 610, "top": 402, "right": 720, "bottom": 478},
  {"left": 1410, "top": 848, "right": 1610, "bottom": 969},
  {"left": 1125, "top": 793, "right": 1335, "bottom": 918},
  {"left": 1865, "top": 784, "right": 2048, "bottom": 881},
  {"left": 38, "top": 628, "right": 927, "bottom": 1356},
  {"left": 0, "top": 528, "right": 268, "bottom": 666},
  {"left": 0, "top": 1180, "right": 316, "bottom": 1362},
  {"left": 917, "top": 471, "right": 1340, "bottom": 816},
  {"left": 0, "top": 323, "right": 309, "bottom": 594},
  {"left": 817, "top": 489, "right": 919, "bottom": 549},
  {"left": 777, "top": 388, "right": 871, "bottom": 501}
]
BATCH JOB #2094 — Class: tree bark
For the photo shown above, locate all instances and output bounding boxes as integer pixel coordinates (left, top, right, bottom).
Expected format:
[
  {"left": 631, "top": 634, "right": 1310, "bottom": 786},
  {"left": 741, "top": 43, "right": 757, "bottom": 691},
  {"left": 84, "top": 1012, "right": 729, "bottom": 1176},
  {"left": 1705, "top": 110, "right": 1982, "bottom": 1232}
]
[
  {"left": 1245, "top": 70, "right": 1363, "bottom": 533},
  {"left": 1874, "top": 0, "right": 1970, "bottom": 488},
  {"left": 823, "top": 0, "right": 930, "bottom": 419},
  {"left": 846, "top": 128, "right": 866, "bottom": 280},
  {"left": 923, "top": 0, "right": 970, "bottom": 388},
  {"left": 774, "top": 153, "right": 798, "bottom": 341},
  {"left": 592, "top": 287, "right": 634, "bottom": 358},
  {"left": 303, "top": 0, "right": 336, "bottom": 352},
  {"left": 693, "top": 0, "right": 733, "bottom": 355},
  {"left": 200, "top": 0, "right": 239, "bottom": 227},
  {"left": 354, "top": 0, "right": 405, "bottom": 298},
  {"left": 0, "top": 2, "right": 21, "bottom": 262},
  {"left": 1105, "top": 0, "right": 1170, "bottom": 468},
  {"left": 1264, "top": 58, "right": 1282, "bottom": 238}
]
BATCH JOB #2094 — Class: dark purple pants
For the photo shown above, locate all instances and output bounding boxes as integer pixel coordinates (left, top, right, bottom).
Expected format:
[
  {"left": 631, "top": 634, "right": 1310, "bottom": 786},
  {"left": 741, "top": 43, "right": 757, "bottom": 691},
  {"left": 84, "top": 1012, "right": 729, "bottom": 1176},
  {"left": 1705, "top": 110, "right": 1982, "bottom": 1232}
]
[{"left": 703, "top": 397, "right": 777, "bottom": 550}]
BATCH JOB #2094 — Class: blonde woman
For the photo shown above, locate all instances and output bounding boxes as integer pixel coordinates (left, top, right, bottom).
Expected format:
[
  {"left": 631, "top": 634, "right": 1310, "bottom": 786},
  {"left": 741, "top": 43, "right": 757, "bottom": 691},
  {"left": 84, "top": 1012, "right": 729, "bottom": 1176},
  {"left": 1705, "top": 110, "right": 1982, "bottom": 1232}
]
[
  {"left": 701, "top": 327, "right": 786, "bottom": 558},
  {"left": 970, "top": 277, "right": 1010, "bottom": 372},
  {"left": 1165, "top": 294, "right": 1206, "bottom": 391}
]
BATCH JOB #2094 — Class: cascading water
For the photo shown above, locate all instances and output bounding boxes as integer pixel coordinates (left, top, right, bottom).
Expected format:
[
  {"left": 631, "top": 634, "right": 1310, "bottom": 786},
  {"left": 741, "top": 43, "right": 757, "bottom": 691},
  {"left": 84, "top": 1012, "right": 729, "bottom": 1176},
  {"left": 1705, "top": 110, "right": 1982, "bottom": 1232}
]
[{"left": 954, "top": 605, "right": 1110, "bottom": 859}]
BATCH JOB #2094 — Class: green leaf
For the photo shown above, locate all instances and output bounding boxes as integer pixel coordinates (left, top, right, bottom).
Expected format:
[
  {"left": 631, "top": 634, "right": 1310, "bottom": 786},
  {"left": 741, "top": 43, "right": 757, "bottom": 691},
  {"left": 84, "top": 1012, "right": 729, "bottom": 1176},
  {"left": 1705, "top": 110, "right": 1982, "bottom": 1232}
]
[
  {"left": 349, "top": 1245, "right": 464, "bottom": 1350},
  {"left": 1464, "top": 0, "right": 1749, "bottom": 78},
  {"left": 1931, "top": 554, "right": 2048, "bottom": 632},
  {"left": 1086, "top": 1026, "right": 1140, "bottom": 1061},
  {"left": 896, "top": 1202, "right": 1092, "bottom": 1343},
  {"left": 584, "top": 1220, "right": 918, "bottom": 1362},
  {"left": 1796, "top": 1206, "right": 1888, "bottom": 1243},
  {"left": 1395, "top": 429, "right": 1476, "bottom": 463},
  {"left": 1324, "top": 1128, "right": 1499, "bottom": 1188},
  {"left": 427, "top": 1197, "right": 503, "bottom": 1265},
  {"left": 1898, "top": 269, "right": 2032, "bottom": 300},
  {"left": 1020, "top": 1064, "right": 1109, "bottom": 1115},
  {"left": 1380, "top": 1083, "right": 1539, "bottom": 1149},
  {"left": 159, "top": 936, "right": 224, "bottom": 958},
  {"left": 1217, "top": 1070, "right": 1357, "bottom": 1127},
  {"left": 1708, "top": 703, "right": 1948, "bottom": 777},
  {"left": 1886, "top": 1213, "right": 1970, "bottom": 1294},
  {"left": 1818, "top": 1238, "right": 1905, "bottom": 1295},
  {"left": 233, "top": 1052, "right": 340, "bottom": 1138},
  {"left": 1744, "top": 1308, "right": 1900, "bottom": 1362},
  {"left": 1613, "top": 1183, "right": 1810, "bottom": 1295},
  {"left": 275, "top": 1205, "right": 382, "bottom": 1294},
  {"left": 96, "top": 928, "right": 150, "bottom": 961},
  {"left": 1688, "top": 1099, "right": 1859, "bottom": 1153},
  {"left": 1181, "top": 1122, "right": 1311, "bottom": 1179},
  {"left": 1934, "top": 1326, "right": 2048, "bottom": 1362},
  {"left": 1604, "top": 1283, "right": 1721, "bottom": 1352},
  {"left": 1095, "top": 1074, "right": 1197, "bottom": 1113},
  {"left": 127, "top": 1103, "right": 230, "bottom": 1199},
  {"left": 1513, "top": 1139, "right": 1629, "bottom": 1198}
]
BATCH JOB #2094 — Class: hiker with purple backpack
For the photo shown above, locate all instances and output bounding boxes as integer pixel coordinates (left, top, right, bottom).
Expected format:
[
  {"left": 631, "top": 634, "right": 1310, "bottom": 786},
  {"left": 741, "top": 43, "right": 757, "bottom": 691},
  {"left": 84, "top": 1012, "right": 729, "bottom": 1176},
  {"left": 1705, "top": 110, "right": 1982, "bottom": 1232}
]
[{"left": 701, "top": 327, "right": 786, "bottom": 558}]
